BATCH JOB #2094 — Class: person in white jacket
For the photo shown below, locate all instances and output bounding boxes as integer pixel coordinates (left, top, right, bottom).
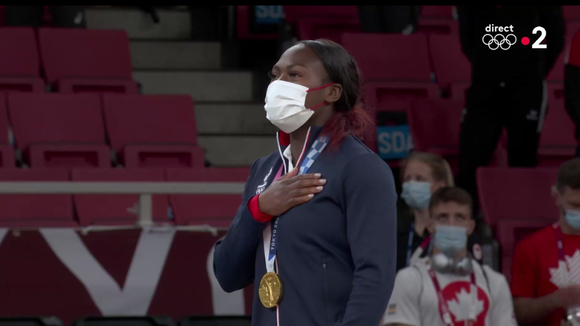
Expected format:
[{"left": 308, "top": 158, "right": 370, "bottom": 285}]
[{"left": 383, "top": 187, "right": 517, "bottom": 326}]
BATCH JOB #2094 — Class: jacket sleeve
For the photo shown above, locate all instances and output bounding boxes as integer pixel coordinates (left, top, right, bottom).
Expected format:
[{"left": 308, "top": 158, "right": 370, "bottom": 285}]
[
  {"left": 213, "top": 159, "right": 268, "bottom": 293},
  {"left": 335, "top": 154, "right": 398, "bottom": 326},
  {"left": 539, "top": 6, "right": 565, "bottom": 79},
  {"left": 457, "top": 6, "right": 475, "bottom": 62}
]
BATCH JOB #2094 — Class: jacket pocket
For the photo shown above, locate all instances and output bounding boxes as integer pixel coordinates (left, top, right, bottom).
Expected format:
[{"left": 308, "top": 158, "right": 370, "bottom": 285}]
[{"left": 322, "top": 260, "right": 330, "bottom": 325}]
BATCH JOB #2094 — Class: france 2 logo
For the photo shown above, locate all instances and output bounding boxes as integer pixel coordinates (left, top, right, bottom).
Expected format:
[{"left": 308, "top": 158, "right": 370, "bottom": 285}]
[{"left": 482, "top": 24, "right": 547, "bottom": 50}]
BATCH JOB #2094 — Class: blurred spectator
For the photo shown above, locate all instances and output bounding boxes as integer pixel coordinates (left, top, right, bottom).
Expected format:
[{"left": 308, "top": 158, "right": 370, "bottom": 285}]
[
  {"left": 565, "top": 30, "right": 580, "bottom": 157},
  {"left": 455, "top": 6, "right": 565, "bottom": 214},
  {"left": 6, "top": 6, "right": 86, "bottom": 28},
  {"left": 397, "top": 152, "right": 484, "bottom": 272},
  {"left": 358, "top": 6, "right": 421, "bottom": 34},
  {"left": 511, "top": 158, "right": 580, "bottom": 326},
  {"left": 383, "top": 187, "right": 517, "bottom": 326}
]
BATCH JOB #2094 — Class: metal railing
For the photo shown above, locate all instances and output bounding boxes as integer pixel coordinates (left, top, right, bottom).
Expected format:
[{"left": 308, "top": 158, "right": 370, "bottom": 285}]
[{"left": 0, "top": 181, "right": 246, "bottom": 234}]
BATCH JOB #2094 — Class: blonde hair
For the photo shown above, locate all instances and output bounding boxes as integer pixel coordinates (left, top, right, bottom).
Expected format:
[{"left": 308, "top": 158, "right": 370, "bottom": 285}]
[{"left": 400, "top": 152, "right": 454, "bottom": 186}]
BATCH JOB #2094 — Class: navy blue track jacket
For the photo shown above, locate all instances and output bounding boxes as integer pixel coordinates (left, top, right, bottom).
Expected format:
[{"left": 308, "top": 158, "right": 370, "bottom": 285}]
[{"left": 213, "top": 126, "right": 398, "bottom": 326}]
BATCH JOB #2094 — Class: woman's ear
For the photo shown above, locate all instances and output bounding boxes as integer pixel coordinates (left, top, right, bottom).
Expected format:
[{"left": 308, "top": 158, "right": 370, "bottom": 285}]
[{"left": 325, "top": 84, "right": 342, "bottom": 104}]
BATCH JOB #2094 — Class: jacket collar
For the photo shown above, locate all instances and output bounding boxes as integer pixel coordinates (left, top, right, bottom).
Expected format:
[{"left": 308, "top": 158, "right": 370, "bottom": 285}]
[{"left": 275, "top": 126, "right": 325, "bottom": 174}]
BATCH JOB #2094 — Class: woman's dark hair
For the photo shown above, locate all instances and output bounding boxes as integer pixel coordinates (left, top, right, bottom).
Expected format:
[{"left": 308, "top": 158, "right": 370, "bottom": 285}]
[{"left": 297, "top": 39, "right": 373, "bottom": 148}]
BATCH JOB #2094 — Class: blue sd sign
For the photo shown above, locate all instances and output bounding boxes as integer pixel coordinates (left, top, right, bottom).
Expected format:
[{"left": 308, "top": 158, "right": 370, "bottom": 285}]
[
  {"left": 377, "top": 125, "right": 414, "bottom": 160},
  {"left": 254, "top": 6, "right": 285, "bottom": 24}
]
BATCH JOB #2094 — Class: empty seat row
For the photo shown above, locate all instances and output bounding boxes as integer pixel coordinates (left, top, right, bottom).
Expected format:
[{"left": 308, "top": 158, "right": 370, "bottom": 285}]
[
  {"left": 0, "top": 27, "right": 137, "bottom": 94},
  {"left": 0, "top": 167, "right": 249, "bottom": 228},
  {"left": 407, "top": 98, "right": 575, "bottom": 173},
  {"left": 342, "top": 33, "right": 568, "bottom": 109},
  {"left": 0, "top": 93, "right": 202, "bottom": 168}
]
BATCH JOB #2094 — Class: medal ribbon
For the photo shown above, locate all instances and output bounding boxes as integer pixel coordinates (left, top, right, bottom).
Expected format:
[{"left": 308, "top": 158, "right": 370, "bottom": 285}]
[
  {"left": 262, "top": 130, "right": 330, "bottom": 277},
  {"left": 406, "top": 222, "right": 415, "bottom": 266},
  {"left": 554, "top": 223, "right": 571, "bottom": 285},
  {"left": 428, "top": 267, "right": 477, "bottom": 326}
]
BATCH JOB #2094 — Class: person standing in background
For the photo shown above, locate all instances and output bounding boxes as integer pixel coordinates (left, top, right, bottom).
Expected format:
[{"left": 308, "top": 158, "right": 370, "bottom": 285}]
[
  {"left": 455, "top": 6, "right": 565, "bottom": 215},
  {"left": 6, "top": 6, "right": 86, "bottom": 28}
]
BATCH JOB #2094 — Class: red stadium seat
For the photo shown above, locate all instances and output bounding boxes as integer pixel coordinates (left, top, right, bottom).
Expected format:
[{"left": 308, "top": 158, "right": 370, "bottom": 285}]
[
  {"left": 417, "top": 19, "right": 459, "bottom": 35},
  {"left": 408, "top": 99, "right": 463, "bottom": 171},
  {"left": 477, "top": 167, "right": 559, "bottom": 229},
  {"left": 420, "top": 5, "right": 455, "bottom": 19},
  {"left": 538, "top": 99, "right": 576, "bottom": 167},
  {"left": 429, "top": 34, "right": 470, "bottom": 91},
  {"left": 568, "top": 22, "right": 580, "bottom": 37},
  {"left": 282, "top": 6, "right": 358, "bottom": 25},
  {"left": 167, "top": 167, "right": 250, "bottom": 228},
  {"left": 449, "top": 81, "right": 470, "bottom": 99},
  {"left": 103, "top": 94, "right": 204, "bottom": 168},
  {"left": 0, "top": 168, "right": 75, "bottom": 227},
  {"left": 296, "top": 17, "right": 360, "bottom": 44},
  {"left": 342, "top": 33, "right": 432, "bottom": 82},
  {"left": 547, "top": 82, "right": 564, "bottom": 101},
  {"left": 547, "top": 36, "right": 570, "bottom": 82},
  {"left": 38, "top": 28, "right": 138, "bottom": 94},
  {"left": 0, "top": 27, "right": 44, "bottom": 93},
  {"left": 498, "top": 219, "right": 554, "bottom": 282},
  {"left": 72, "top": 168, "right": 169, "bottom": 226},
  {"left": 8, "top": 93, "right": 110, "bottom": 168},
  {"left": 0, "top": 94, "right": 15, "bottom": 167},
  {"left": 564, "top": 5, "right": 580, "bottom": 21}
]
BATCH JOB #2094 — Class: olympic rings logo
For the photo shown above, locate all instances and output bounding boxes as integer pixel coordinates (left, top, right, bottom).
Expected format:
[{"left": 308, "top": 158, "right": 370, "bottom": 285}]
[{"left": 482, "top": 34, "right": 518, "bottom": 50}]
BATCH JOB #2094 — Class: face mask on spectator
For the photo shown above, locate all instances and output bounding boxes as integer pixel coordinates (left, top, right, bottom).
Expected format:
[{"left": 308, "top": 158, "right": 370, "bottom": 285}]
[
  {"left": 401, "top": 181, "right": 431, "bottom": 209},
  {"left": 566, "top": 209, "right": 580, "bottom": 230},
  {"left": 433, "top": 225, "right": 467, "bottom": 257}
]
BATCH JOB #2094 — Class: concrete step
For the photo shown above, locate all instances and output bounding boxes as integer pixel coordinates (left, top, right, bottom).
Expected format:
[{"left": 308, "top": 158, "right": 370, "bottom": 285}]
[
  {"left": 133, "top": 71, "right": 253, "bottom": 102},
  {"left": 86, "top": 7, "right": 191, "bottom": 40},
  {"left": 198, "top": 136, "right": 277, "bottom": 167},
  {"left": 195, "top": 102, "right": 275, "bottom": 135},
  {"left": 130, "top": 41, "right": 221, "bottom": 69}
]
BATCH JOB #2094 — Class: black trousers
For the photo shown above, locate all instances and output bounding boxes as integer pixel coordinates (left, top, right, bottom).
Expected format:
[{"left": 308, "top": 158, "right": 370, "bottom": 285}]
[
  {"left": 6, "top": 6, "right": 87, "bottom": 28},
  {"left": 357, "top": 6, "right": 421, "bottom": 33},
  {"left": 455, "top": 80, "right": 547, "bottom": 214}
]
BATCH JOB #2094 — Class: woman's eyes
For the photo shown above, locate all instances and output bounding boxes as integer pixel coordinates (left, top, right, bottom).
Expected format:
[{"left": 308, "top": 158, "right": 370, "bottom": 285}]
[{"left": 267, "top": 71, "right": 301, "bottom": 80}]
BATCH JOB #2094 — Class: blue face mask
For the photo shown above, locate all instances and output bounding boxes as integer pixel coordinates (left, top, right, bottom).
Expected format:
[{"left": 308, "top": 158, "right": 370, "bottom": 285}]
[
  {"left": 401, "top": 181, "right": 431, "bottom": 209},
  {"left": 566, "top": 209, "right": 580, "bottom": 230},
  {"left": 434, "top": 225, "right": 468, "bottom": 257}
]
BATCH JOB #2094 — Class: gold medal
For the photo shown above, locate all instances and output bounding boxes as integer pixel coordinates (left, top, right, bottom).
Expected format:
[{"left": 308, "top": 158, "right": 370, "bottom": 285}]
[{"left": 259, "top": 272, "right": 283, "bottom": 308}]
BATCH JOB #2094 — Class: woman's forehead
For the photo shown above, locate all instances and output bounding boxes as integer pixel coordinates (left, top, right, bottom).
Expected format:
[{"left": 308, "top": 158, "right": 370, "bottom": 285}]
[{"left": 273, "top": 44, "right": 323, "bottom": 71}]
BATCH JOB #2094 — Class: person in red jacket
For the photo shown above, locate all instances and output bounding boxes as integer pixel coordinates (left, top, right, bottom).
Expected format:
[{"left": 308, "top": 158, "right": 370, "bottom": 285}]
[{"left": 511, "top": 158, "right": 580, "bottom": 326}]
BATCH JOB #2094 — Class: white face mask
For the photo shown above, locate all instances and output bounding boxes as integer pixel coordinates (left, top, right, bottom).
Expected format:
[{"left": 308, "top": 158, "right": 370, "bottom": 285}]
[{"left": 264, "top": 80, "right": 330, "bottom": 134}]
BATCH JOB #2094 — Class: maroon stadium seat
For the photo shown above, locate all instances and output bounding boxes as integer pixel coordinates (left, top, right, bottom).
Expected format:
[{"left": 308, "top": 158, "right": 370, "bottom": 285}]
[
  {"left": 103, "top": 94, "right": 204, "bottom": 168},
  {"left": 38, "top": 28, "right": 138, "bottom": 94},
  {"left": 0, "top": 168, "right": 75, "bottom": 227},
  {"left": 498, "top": 219, "right": 554, "bottom": 282},
  {"left": 167, "top": 167, "right": 250, "bottom": 228},
  {"left": 449, "top": 81, "right": 470, "bottom": 99},
  {"left": 8, "top": 93, "right": 110, "bottom": 168},
  {"left": 0, "top": 27, "right": 44, "bottom": 93},
  {"left": 296, "top": 17, "right": 360, "bottom": 44},
  {"left": 564, "top": 5, "right": 580, "bottom": 21},
  {"left": 547, "top": 36, "right": 570, "bottom": 82},
  {"left": 420, "top": 5, "right": 455, "bottom": 19},
  {"left": 538, "top": 99, "right": 576, "bottom": 167},
  {"left": 547, "top": 82, "right": 564, "bottom": 101},
  {"left": 282, "top": 6, "right": 358, "bottom": 25},
  {"left": 417, "top": 19, "right": 459, "bottom": 35},
  {"left": 568, "top": 22, "right": 580, "bottom": 37},
  {"left": 477, "top": 167, "right": 559, "bottom": 229},
  {"left": 0, "top": 93, "right": 15, "bottom": 167},
  {"left": 428, "top": 34, "right": 471, "bottom": 91},
  {"left": 72, "top": 168, "right": 169, "bottom": 226}
]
